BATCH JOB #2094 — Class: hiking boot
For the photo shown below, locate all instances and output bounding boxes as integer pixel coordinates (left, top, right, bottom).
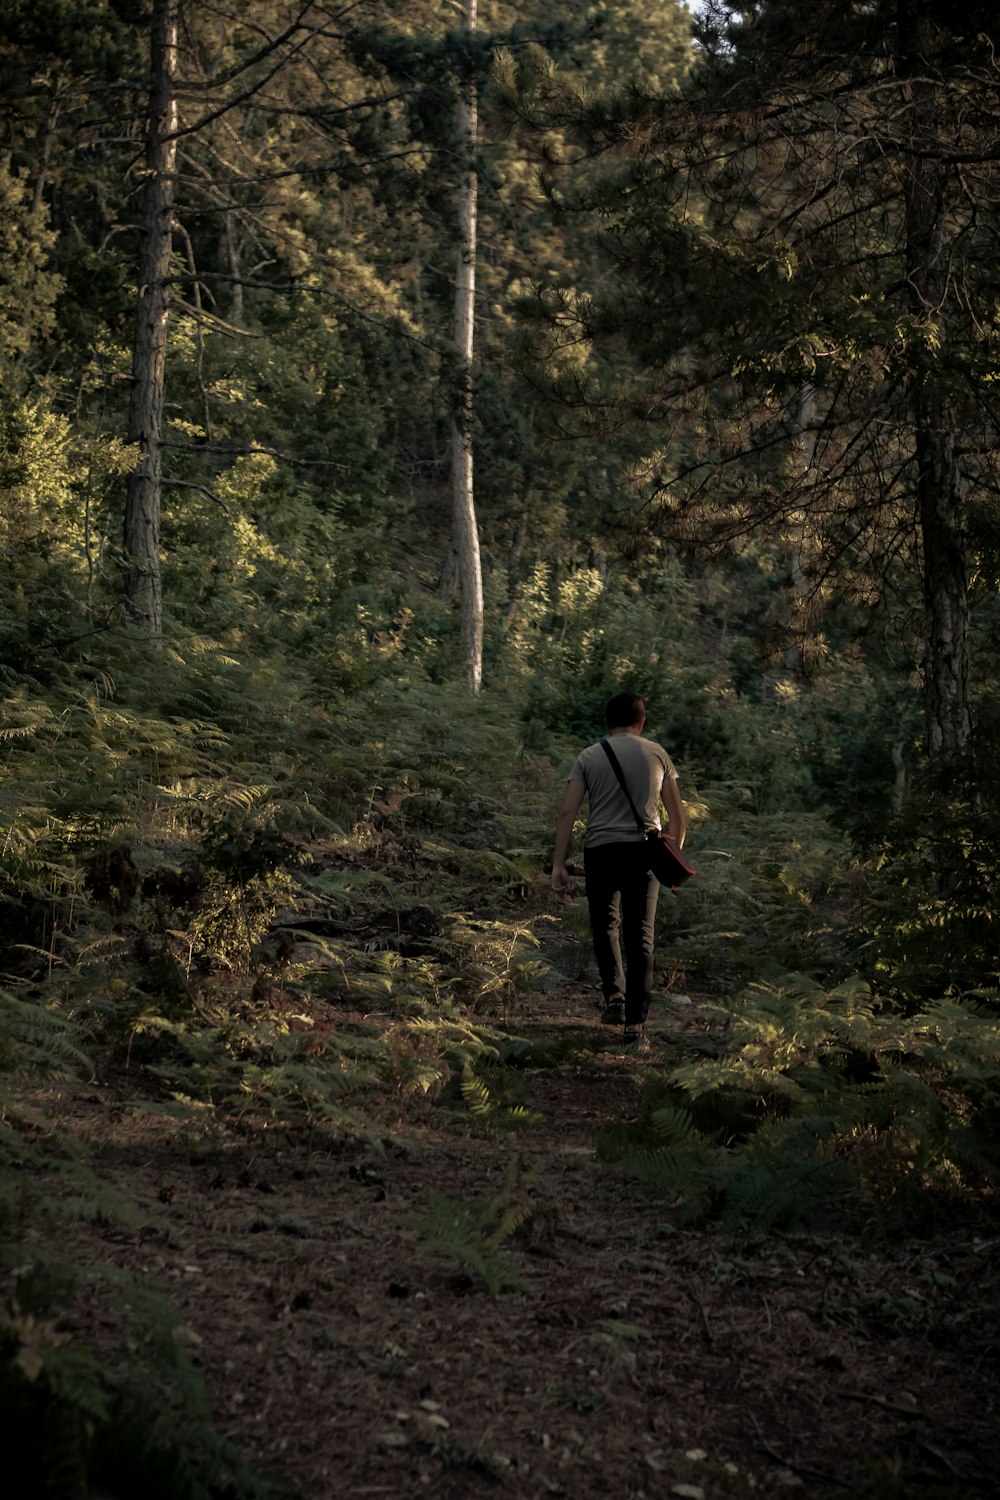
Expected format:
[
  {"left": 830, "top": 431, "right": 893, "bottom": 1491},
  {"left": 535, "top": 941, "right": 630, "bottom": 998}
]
[
  {"left": 622, "top": 1025, "right": 650, "bottom": 1054},
  {"left": 601, "top": 995, "right": 625, "bottom": 1025}
]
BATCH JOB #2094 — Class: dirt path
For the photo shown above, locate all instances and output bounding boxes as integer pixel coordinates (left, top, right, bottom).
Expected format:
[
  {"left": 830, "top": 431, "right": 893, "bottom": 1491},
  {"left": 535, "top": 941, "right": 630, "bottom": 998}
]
[{"left": 26, "top": 985, "right": 1000, "bottom": 1500}]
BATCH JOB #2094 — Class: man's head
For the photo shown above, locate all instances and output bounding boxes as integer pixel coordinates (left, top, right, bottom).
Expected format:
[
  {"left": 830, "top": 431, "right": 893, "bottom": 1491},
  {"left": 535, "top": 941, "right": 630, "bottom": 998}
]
[{"left": 605, "top": 691, "right": 645, "bottom": 730}]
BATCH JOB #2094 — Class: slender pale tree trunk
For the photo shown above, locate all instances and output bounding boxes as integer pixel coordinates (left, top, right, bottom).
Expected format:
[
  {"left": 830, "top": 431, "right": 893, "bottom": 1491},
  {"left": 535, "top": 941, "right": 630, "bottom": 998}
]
[
  {"left": 124, "top": 0, "right": 178, "bottom": 636},
  {"left": 222, "top": 211, "right": 244, "bottom": 324},
  {"left": 450, "top": 0, "right": 484, "bottom": 694},
  {"left": 899, "top": 4, "right": 971, "bottom": 776}
]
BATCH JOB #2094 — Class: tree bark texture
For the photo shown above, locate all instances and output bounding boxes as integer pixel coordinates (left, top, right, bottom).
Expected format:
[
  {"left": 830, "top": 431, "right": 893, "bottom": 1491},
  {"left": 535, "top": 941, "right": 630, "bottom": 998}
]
[
  {"left": 900, "top": 0, "right": 972, "bottom": 773},
  {"left": 915, "top": 395, "right": 971, "bottom": 769},
  {"left": 451, "top": 0, "right": 484, "bottom": 695},
  {"left": 124, "top": 0, "right": 178, "bottom": 636}
]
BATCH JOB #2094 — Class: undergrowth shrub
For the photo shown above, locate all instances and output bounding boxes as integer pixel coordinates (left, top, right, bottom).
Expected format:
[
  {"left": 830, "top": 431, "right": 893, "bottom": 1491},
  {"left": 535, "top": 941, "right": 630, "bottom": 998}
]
[
  {"left": 438, "top": 916, "right": 551, "bottom": 1018},
  {"left": 598, "top": 974, "right": 1000, "bottom": 1237},
  {"left": 858, "top": 790, "right": 1000, "bottom": 1005},
  {"left": 129, "top": 1012, "right": 388, "bottom": 1138},
  {"left": 654, "top": 796, "right": 855, "bottom": 990},
  {"left": 501, "top": 564, "right": 734, "bottom": 763},
  {"left": 0, "top": 990, "right": 155, "bottom": 1236},
  {"left": 407, "top": 1156, "right": 538, "bottom": 1294},
  {"left": 0, "top": 990, "right": 94, "bottom": 1239},
  {"left": 458, "top": 1063, "right": 544, "bottom": 1132},
  {"left": 0, "top": 632, "right": 585, "bottom": 1492},
  {"left": 0, "top": 1275, "right": 296, "bottom": 1500},
  {"left": 0, "top": 990, "right": 295, "bottom": 1500}
]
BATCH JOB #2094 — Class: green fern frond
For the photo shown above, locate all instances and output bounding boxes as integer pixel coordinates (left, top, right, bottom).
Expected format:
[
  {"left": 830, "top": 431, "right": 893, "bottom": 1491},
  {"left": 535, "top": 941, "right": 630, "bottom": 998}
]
[
  {"left": 0, "top": 992, "right": 91, "bottom": 1082},
  {"left": 647, "top": 1103, "right": 705, "bottom": 1146},
  {"left": 485, "top": 1198, "right": 535, "bottom": 1248},
  {"left": 407, "top": 1190, "right": 528, "bottom": 1295},
  {"left": 481, "top": 1154, "right": 541, "bottom": 1249},
  {"left": 460, "top": 1067, "right": 492, "bottom": 1118},
  {"left": 458, "top": 1065, "right": 543, "bottom": 1132}
]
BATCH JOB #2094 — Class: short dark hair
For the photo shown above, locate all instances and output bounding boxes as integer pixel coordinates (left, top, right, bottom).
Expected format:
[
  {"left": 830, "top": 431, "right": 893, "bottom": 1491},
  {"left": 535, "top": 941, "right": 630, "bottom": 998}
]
[{"left": 605, "top": 691, "right": 645, "bottom": 728}]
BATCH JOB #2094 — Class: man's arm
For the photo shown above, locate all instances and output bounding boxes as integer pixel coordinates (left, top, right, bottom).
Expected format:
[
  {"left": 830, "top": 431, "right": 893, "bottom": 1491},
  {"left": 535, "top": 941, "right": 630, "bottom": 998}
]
[
  {"left": 661, "top": 774, "right": 687, "bottom": 850},
  {"left": 551, "top": 778, "right": 586, "bottom": 893}
]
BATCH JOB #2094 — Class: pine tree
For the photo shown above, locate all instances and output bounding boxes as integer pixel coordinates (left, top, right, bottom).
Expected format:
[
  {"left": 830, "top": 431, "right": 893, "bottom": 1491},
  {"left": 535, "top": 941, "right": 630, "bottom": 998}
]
[{"left": 516, "top": 0, "right": 1000, "bottom": 781}]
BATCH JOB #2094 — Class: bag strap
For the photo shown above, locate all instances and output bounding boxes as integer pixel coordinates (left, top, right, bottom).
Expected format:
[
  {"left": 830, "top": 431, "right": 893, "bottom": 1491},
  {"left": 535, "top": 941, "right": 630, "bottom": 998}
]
[{"left": 600, "top": 739, "right": 646, "bottom": 833}]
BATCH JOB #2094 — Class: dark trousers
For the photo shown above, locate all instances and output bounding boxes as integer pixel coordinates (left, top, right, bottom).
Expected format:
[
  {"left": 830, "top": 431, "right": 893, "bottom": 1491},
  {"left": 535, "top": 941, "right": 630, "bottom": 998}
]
[{"left": 584, "top": 841, "right": 660, "bottom": 1025}]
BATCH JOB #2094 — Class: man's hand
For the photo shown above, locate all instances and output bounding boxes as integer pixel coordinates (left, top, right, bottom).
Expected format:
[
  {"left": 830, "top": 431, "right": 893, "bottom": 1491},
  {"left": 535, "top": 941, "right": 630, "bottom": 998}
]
[
  {"left": 661, "top": 774, "right": 687, "bottom": 851},
  {"left": 551, "top": 779, "right": 586, "bottom": 896}
]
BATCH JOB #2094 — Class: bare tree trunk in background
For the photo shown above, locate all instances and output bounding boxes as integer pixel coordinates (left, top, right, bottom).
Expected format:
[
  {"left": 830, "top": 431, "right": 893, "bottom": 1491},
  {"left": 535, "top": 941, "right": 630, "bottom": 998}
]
[
  {"left": 221, "top": 210, "right": 243, "bottom": 324},
  {"left": 914, "top": 389, "right": 971, "bottom": 772},
  {"left": 900, "top": 2, "right": 972, "bottom": 779},
  {"left": 124, "top": 0, "right": 178, "bottom": 636},
  {"left": 784, "top": 380, "right": 817, "bottom": 672},
  {"left": 450, "top": 0, "right": 484, "bottom": 694}
]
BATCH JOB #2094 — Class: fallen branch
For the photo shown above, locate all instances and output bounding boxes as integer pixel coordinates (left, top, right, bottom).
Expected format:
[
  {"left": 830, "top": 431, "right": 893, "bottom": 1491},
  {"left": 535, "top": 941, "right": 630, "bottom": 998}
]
[{"left": 749, "top": 1413, "right": 846, "bottom": 1488}]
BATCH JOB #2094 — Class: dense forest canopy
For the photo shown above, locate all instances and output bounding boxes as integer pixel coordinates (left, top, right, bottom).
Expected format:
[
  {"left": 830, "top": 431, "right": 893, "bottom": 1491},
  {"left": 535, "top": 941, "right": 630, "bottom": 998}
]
[{"left": 2, "top": 2, "right": 1000, "bottom": 1495}]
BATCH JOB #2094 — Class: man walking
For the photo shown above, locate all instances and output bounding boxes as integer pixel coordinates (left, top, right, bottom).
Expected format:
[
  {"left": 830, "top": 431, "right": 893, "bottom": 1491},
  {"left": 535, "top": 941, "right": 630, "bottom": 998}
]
[{"left": 551, "top": 692, "right": 687, "bottom": 1048}]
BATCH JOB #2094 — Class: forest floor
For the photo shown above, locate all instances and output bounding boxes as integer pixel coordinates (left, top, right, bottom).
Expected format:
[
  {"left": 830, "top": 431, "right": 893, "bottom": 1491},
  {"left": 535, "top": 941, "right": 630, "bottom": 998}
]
[{"left": 20, "top": 951, "right": 1000, "bottom": 1500}]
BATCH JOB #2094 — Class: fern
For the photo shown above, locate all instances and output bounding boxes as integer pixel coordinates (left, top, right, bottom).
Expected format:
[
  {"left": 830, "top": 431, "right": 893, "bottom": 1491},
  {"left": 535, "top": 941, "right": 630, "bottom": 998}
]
[
  {"left": 1, "top": 1278, "right": 296, "bottom": 1499},
  {"left": 459, "top": 1064, "right": 543, "bottom": 1133},
  {"left": 598, "top": 1096, "right": 719, "bottom": 1201},
  {"left": 408, "top": 1157, "right": 537, "bottom": 1295},
  {"left": 598, "top": 974, "right": 1000, "bottom": 1234},
  {"left": 713, "top": 1115, "right": 854, "bottom": 1233},
  {"left": 439, "top": 915, "right": 550, "bottom": 1019},
  {"left": 482, "top": 1155, "right": 541, "bottom": 1247},
  {"left": 0, "top": 991, "right": 91, "bottom": 1081},
  {"left": 130, "top": 1010, "right": 391, "bottom": 1140}
]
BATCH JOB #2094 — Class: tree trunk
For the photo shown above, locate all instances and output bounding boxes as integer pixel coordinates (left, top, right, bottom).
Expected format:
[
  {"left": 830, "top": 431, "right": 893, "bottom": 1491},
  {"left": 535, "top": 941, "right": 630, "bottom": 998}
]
[
  {"left": 783, "top": 380, "right": 817, "bottom": 673},
  {"left": 124, "top": 0, "right": 178, "bottom": 636},
  {"left": 220, "top": 210, "right": 243, "bottom": 324},
  {"left": 450, "top": 0, "right": 484, "bottom": 695},
  {"left": 915, "top": 394, "right": 971, "bottom": 770},
  {"left": 899, "top": 2, "right": 972, "bottom": 775}
]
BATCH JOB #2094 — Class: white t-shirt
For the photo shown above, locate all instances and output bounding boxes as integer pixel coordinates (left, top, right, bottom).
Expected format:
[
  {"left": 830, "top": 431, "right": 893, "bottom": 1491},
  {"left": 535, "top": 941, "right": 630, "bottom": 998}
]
[{"left": 569, "top": 734, "right": 678, "bottom": 848}]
